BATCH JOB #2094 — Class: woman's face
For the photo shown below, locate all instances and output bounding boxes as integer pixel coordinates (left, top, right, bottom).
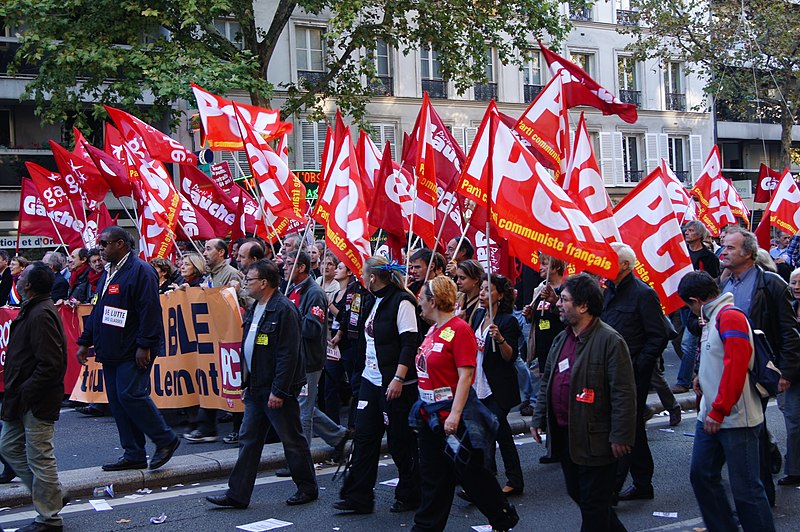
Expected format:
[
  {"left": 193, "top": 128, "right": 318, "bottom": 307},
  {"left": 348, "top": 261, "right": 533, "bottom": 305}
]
[
  {"left": 334, "top": 261, "right": 350, "bottom": 281},
  {"left": 418, "top": 288, "right": 436, "bottom": 321},
  {"left": 181, "top": 257, "right": 195, "bottom": 278},
  {"left": 9, "top": 259, "right": 22, "bottom": 276},
  {"left": 456, "top": 269, "right": 478, "bottom": 294},
  {"left": 478, "top": 280, "right": 501, "bottom": 309}
]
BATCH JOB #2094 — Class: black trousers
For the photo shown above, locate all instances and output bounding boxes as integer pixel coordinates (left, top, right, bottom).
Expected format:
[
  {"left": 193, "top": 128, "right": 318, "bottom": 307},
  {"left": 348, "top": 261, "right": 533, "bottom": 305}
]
[
  {"left": 481, "top": 394, "right": 524, "bottom": 489},
  {"left": 758, "top": 396, "right": 776, "bottom": 506},
  {"left": 556, "top": 425, "right": 627, "bottom": 532},
  {"left": 616, "top": 364, "right": 654, "bottom": 492},
  {"left": 412, "top": 421, "right": 515, "bottom": 531},
  {"left": 339, "top": 380, "right": 420, "bottom": 509}
]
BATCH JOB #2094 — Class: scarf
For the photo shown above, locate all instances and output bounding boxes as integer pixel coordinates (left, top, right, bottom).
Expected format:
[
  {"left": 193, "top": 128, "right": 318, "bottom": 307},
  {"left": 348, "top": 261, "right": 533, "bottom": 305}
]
[
  {"left": 88, "top": 267, "right": 103, "bottom": 291},
  {"left": 69, "top": 263, "right": 89, "bottom": 288}
]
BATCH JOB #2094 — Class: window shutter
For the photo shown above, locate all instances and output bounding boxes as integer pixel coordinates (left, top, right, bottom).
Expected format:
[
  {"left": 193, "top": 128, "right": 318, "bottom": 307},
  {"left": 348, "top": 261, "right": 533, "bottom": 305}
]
[
  {"left": 658, "top": 133, "right": 669, "bottom": 163},
  {"left": 465, "top": 127, "right": 479, "bottom": 152},
  {"left": 301, "top": 120, "right": 319, "bottom": 170},
  {"left": 599, "top": 132, "right": 616, "bottom": 186},
  {"left": 220, "top": 151, "right": 249, "bottom": 179},
  {"left": 612, "top": 132, "right": 624, "bottom": 184},
  {"left": 645, "top": 133, "right": 660, "bottom": 173},
  {"left": 452, "top": 127, "right": 466, "bottom": 151},
  {"left": 689, "top": 134, "right": 703, "bottom": 185}
]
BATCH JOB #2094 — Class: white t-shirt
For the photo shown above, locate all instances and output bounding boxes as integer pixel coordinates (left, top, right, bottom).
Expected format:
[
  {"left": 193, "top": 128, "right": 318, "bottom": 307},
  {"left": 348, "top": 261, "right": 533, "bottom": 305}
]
[
  {"left": 473, "top": 322, "right": 492, "bottom": 400},
  {"left": 243, "top": 302, "right": 268, "bottom": 372},
  {"left": 363, "top": 298, "right": 418, "bottom": 387}
]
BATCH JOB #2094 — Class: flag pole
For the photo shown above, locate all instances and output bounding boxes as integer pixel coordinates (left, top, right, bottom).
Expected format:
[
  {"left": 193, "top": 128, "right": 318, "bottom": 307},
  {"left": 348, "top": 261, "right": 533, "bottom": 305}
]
[
  {"left": 486, "top": 111, "right": 496, "bottom": 350},
  {"left": 404, "top": 171, "right": 418, "bottom": 287},
  {"left": 423, "top": 196, "right": 460, "bottom": 282},
  {"left": 232, "top": 157, "right": 285, "bottom": 249},
  {"left": 373, "top": 228, "right": 383, "bottom": 257},
  {"left": 284, "top": 217, "right": 314, "bottom": 296}
]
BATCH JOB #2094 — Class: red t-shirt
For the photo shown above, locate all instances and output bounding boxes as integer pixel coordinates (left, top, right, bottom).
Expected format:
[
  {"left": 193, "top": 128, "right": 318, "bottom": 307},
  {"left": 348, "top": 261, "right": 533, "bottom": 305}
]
[{"left": 416, "top": 317, "right": 477, "bottom": 403}]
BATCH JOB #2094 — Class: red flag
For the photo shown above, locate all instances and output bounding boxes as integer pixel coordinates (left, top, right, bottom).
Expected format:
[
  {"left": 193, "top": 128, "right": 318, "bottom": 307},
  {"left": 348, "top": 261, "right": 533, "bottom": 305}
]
[
  {"left": 355, "top": 130, "right": 381, "bottom": 199},
  {"left": 25, "top": 161, "right": 74, "bottom": 215},
  {"left": 766, "top": 170, "right": 800, "bottom": 236},
  {"left": 514, "top": 73, "right": 571, "bottom": 182},
  {"left": 83, "top": 203, "right": 118, "bottom": 248},
  {"left": 722, "top": 178, "right": 750, "bottom": 227},
  {"left": 459, "top": 102, "right": 618, "bottom": 279},
  {"left": 180, "top": 165, "right": 238, "bottom": 237},
  {"left": 71, "top": 127, "right": 92, "bottom": 162},
  {"left": 230, "top": 184, "right": 260, "bottom": 243},
  {"left": 313, "top": 125, "right": 336, "bottom": 227},
  {"left": 660, "top": 160, "right": 697, "bottom": 225},
  {"left": 174, "top": 193, "right": 216, "bottom": 241},
  {"left": 407, "top": 93, "right": 439, "bottom": 249},
  {"left": 369, "top": 142, "right": 412, "bottom": 259},
  {"left": 104, "top": 123, "right": 126, "bottom": 162},
  {"left": 191, "top": 83, "right": 292, "bottom": 150},
  {"left": 49, "top": 140, "right": 108, "bottom": 210},
  {"left": 755, "top": 164, "right": 784, "bottom": 203},
  {"left": 539, "top": 41, "right": 638, "bottom": 124},
  {"left": 105, "top": 106, "right": 197, "bottom": 166},
  {"left": 613, "top": 173, "right": 693, "bottom": 314},
  {"left": 690, "top": 146, "right": 736, "bottom": 236},
  {"left": 83, "top": 142, "right": 132, "bottom": 198},
  {"left": 18, "top": 178, "right": 84, "bottom": 249},
  {"left": 754, "top": 212, "right": 772, "bottom": 250},
  {"left": 564, "top": 112, "right": 620, "bottom": 243}
]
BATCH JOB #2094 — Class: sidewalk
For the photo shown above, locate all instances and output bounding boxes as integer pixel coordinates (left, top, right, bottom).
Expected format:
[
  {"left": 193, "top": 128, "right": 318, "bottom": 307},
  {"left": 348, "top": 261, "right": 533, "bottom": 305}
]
[{"left": 0, "top": 390, "right": 694, "bottom": 507}]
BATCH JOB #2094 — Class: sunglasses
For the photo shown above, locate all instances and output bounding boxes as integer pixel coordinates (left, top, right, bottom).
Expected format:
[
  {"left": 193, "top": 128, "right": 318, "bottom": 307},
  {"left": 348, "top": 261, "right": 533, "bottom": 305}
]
[{"left": 98, "top": 239, "right": 122, "bottom": 247}]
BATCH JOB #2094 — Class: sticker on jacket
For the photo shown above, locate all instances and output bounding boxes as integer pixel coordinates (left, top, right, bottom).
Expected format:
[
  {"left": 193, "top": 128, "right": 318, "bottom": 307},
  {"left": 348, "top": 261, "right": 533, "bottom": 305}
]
[
  {"left": 256, "top": 334, "right": 269, "bottom": 346},
  {"left": 576, "top": 388, "right": 595, "bottom": 404},
  {"left": 102, "top": 306, "right": 128, "bottom": 328}
]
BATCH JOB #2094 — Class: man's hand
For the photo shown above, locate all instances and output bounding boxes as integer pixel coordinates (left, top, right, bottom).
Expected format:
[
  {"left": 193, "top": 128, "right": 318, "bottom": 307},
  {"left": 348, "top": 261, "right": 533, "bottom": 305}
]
[
  {"left": 703, "top": 417, "right": 721, "bottom": 435},
  {"left": 779, "top": 377, "right": 791, "bottom": 392},
  {"left": 268, "top": 393, "right": 284, "bottom": 409},
  {"left": 693, "top": 376, "right": 702, "bottom": 396},
  {"left": 446, "top": 261, "right": 457, "bottom": 278},
  {"left": 611, "top": 443, "right": 632, "bottom": 459},
  {"left": 522, "top": 305, "right": 533, "bottom": 320},
  {"left": 135, "top": 347, "right": 151, "bottom": 369},
  {"left": 386, "top": 379, "right": 403, "bottom": 400},
  {"left": 531, "top": 426, "right": 543, "bottom": 444},
  {"left": 76, "top": 345, "right": 90, "bottom": 366}
]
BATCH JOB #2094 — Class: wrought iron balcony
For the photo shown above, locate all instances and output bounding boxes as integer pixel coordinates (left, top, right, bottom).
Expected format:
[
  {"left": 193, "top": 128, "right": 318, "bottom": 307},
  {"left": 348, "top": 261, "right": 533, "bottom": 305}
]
[
  {"left": 368, "top": 76, "right": 394, "bottom": 96},
  {"left": 474, "top": 83, "right": 498, "bottom": 102},
  {"left": 297, "top": 70, "right": 327, "bottom": 88},
  {"left": 616, "top": 9, "right": 639, "bottom": 26},
  {"left": 422, "top": 79, "right": 447, "bottom": 99},
  {"left": 524, "top": 84, "right": 544, "bottom": 103},
  {"left": 625, "top": 170, "right": 644, "bottom": 183},
  {"left": 665, "top": 92, "right": 686, "bottom": 111},
  {"left": 618, "top": 89, "right": 641, "bottom": 106},
  {"left": 569, "top": 7, "right": 592, "bottom": 21}
]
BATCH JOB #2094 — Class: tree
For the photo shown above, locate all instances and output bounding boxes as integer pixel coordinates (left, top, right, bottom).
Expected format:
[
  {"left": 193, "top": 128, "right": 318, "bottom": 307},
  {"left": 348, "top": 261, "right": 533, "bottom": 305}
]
[
  {"left": 623, "top": 0, "right": 800, "bottom": 168},
  {"left": 2, "top": 0, "right": 570, "bottom": 133}
]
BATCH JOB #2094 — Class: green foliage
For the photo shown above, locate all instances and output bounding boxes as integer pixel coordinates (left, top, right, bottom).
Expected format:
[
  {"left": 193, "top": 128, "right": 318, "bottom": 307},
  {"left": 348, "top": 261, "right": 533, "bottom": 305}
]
[{"left": 2, "top": 0, "right": 569, "bottom": 133}]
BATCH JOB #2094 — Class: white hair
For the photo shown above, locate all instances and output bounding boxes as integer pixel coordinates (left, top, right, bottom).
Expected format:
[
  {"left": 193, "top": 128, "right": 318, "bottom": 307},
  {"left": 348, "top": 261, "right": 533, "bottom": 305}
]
[{"left": 611, "top": 242, "right": 636, "bottom": 267}]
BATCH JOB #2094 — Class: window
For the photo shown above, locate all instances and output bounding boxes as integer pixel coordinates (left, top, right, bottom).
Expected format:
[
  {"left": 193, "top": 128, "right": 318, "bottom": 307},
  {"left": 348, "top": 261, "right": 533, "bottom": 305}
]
[
  {"left": 0, "top": 109, "right": 11, "bottom": 148},
  {"left": 622, "top": 135, "right": 643, "bottom": 183},
  {"left": 617, "top": 56, "right": 640, "bottom": 106},
  {"left": 369, "top": 40, "right": 393, "bottom": 96},
  {"left": 523, "top": 50, "right": 545, "bottom": 103},
  {"left": 569, "top": 52, "right": 594, "bottom": 77},
  {"left": 668, "top": 136, "right": 689, "bottom": 183},
  {"left": 368, "top": 123, "right": 397, "bottom": 161},
  {"left": 475, "top": 48, "right": 497, "bottom": 101},
  {"left": 569, "top": 2, "right": 592, "bottom": 21},
  {"left": 214, "top": 19, "right": 243, "bottom": 50},
  {"left": 665, "top": 62, "right": 686, "bottom": 111},
  {"left": 300, "top": 119, "right": 327, "bottom": 170},
  {"left": 219, "top": 151, "right": 250, "bottom": 180},
  {"left": 296, "top": 27, "right": 325, "bottom": 73},
  {"left": 421, "top": 45, "right": 446, "bottom": 98},
  {"left": 616, "top": 0, "right": 639, "bottom": 25}
]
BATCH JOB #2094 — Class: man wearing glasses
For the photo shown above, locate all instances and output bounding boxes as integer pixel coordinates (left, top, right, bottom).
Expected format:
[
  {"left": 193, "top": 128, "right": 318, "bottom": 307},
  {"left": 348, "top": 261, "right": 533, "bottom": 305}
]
[
  {"left": 207, "top": 260, "right": 318, "bottom": 508},
  {"left": 76, "top": 226, "right": 180, "bottom": 472}
]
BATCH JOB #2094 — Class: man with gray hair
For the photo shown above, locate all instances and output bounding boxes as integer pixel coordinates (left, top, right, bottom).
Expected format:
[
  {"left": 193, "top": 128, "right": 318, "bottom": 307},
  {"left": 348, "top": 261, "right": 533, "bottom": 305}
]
[
  {"left": 45, "top": 252, "right": 69, "bottom": 303},
  {"left": 602, "top": 242, "right": 669, "bottom": 503}
]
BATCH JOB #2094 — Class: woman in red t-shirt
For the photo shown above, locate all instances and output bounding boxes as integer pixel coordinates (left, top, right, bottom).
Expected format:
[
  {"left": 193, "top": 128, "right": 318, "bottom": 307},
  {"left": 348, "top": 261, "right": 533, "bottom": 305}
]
[{"left": 413, "top": 276, "right": 519, "bottom": 531}]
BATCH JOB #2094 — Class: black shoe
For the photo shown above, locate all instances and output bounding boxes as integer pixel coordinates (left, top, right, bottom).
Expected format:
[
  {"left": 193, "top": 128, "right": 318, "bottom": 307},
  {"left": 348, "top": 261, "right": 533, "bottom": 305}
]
[
  {"left": 777, "top": 475, "right": 800, "bottom": 486},
  {"left": 617, "top": 485, "right": 654, "bottom": 501},
  {"left": 332, "top": 429, "right": 354, "bottom": 462},
  {"left": 275, "top": 467, "right": 291, "bottom": 477},
  {"left": 206, "top": 494, "right": 248, "bottom": 509},
  {"left": 770, "top": 443, "right": 783, "bottom": 475},
  {"left": 456, "top": 489, "right": 472, "bottom": 503},
  {"left": 17, "top": 522, "right": 63, "bottom": 532},
  {"left": 669, "top": 406, "right": 682, "bottom": 427},
  {"left": 502, "top": 486, "right": 524, "bottom": 497},
  {"left": 333, "top": 499, "right": 373, "bottom": 514},
  {"left": 286, "top": 491, "right": 318, "bottom": 506},
  {"left": 101, "top": 457, "right": 147, "bottom": 471},
  {"left": 389, "top": 499, "right": 419, "bottom": 513},
  {"left": 149, "top": 437, "right": 180, "bottom": 470},
  {"left": 492, "top": 503, "right": 519, "bottom": 531},
  {"left": 76, "top": 405, "right": 105, "bottom": 417},
  {"left": 539, "top": 455, "right": 559, "bottom": 464}
]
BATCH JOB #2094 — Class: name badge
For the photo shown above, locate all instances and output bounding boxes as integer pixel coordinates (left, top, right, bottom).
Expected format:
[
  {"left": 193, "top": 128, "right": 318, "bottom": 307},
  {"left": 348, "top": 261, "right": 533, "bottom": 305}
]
[
  {"left": 108, "top": 284, "right": 120, "bottom": 295},
  {"left": 256, "top": 334, "right": 269, "bottom": 346},
  {"left": 558, "top": 358, "right": 570, "bottom": 373},
  {"left": 539, "top": 319, "right": 551, "bottom": 331},
  {"left": 432, "top": 342, "right": 444, "bottom": 353},
  {"left": 357, "top": 400, "right": 368, "bottom": 410},
  {"left": 102, "top": 306, "right": 128, "bottom": 328},
  {"left": 249, "top": 323, "right": 258, "bottom": 333},
  {"left": 420, "top": 389, "right": 435, "bottom": 403},
  {"left": 433, "top": 386, "right": 454, "bottom": 402}
]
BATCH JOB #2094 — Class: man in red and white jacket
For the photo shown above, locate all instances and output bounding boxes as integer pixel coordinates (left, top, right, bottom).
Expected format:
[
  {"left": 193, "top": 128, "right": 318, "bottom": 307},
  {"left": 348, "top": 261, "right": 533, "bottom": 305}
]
[{"left": 678, "top": 271, "right": 774, "bottom": 532}]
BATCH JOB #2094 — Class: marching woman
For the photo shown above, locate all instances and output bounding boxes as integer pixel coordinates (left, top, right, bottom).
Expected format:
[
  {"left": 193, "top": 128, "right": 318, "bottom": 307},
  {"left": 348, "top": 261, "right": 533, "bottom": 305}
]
[
  {"left": 470, "top": 273, "right": 524, "bottom": 496},
  {"left": 411, "top": 276, "right": 519, "bottom": 531},
  {"left": 171, "top": 252, "right": 205, "bottom": 289},
  {"left": 335, "top": 256, "right": 421, "bottom": 514},
  {"left": 455, "top": 259, "right": 484, "bottom": 325}
]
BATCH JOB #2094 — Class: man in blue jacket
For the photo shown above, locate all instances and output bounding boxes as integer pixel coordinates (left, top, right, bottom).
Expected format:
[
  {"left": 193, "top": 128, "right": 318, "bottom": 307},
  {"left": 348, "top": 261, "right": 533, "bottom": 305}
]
[{"left": 76, "top": 226, "right": 180, "bottom": 471}]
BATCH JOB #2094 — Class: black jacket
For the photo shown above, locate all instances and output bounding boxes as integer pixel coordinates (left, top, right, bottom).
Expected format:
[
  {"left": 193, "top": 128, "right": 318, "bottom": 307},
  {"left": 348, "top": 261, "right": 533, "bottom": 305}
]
[
  {"left": 470, "top": 308, "right": 521, "bottom": 411},
  {"left": 51, "top": 272, "right": 68, "bottom": 302},
  {"left": 601, "top": 273, "right": 668, "bottom": 379},
  {"left": 291, "top": 276, "right": 328, "bottom": 373},
  {"left": 356, "top": 283, "right": 420, "bottom": 388},
  {"left": 2, "top": 294, "right": 67, "bottom": 421},
  {"left": 241, "top": 292, "right": 306, "bottom": 398},
  {"left": 0, "top": 267, "right": 11, "bottom": 306},
  {"left": 67, "top": 265, "right": 92, "bottom": 303}
]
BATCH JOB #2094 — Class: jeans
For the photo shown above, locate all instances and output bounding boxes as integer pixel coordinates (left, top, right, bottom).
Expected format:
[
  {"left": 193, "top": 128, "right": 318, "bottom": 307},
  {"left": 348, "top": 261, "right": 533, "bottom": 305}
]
[
  {"left": 104, "top": 360, "right": 176, "bottom": 462},
  {"left": 514, "top": 356, "right": 534, "bottom": 404},
  {"left": 779, "top": 385, "right": 800, "bottom": 475},
  {"left": 0, "top": 411, "right": 63, "bottom": 526},
  {"left": 677, "top": 328, "right": 699, "bottom": 388},
  {"left": 227, "top": 389, "right": 317, "bottom": 505},
  {"left": 690, "top": 421, "right": 775, "bottom": 532},
  {"left": 299, "top": 370, "right": 347, "bottom": 447}
]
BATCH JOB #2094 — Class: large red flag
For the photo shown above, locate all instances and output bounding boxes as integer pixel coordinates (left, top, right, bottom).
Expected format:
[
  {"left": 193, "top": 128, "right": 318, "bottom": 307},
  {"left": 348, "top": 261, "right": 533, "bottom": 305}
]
[
  {"left": 180, "top": 165, "right": 238, "bottom": 237},
  {"left": 690, "top": 146, "right": 736, "bottom": 236},
  {"left": 406, "top": 93, "right": 439, "bottom": 249},
  {"left": 514, "top": 73, "right": 571, "bottom": 181},
  {"left": 766, "top": 170, "right": 800, "bottom": 236},
  {"left": 191, "top": 83, "right": 292, "bottom": 150},
  {"left": 539, "top": 41, "right": 638, "bottom": 124},
  {"left": 49, "top": 140, "right": 108, "bottom": 211},
  {"left": 18, "top": 178, "right": 84, "bottom": 249},
  {"left": 755, "top": 164, "right": 784, "bottom": 203},
  {"left": 230, "top": 184, "right": 262, "bottom": 243},
  {"left": 355, "top": 130, "right": 381, "bottom": 199},
  {"left": 564, "top": 112, "right": 620, "bottom": 242},
  {"left": 174, "top": 193, "right": 217, "bottom": 241},
  {"left": 754, "top": 212, "right": 772, "bottom": 250},
  {"left": 105, "top": 106, "right": 197, "bottom": 166},
  {"left": 313, "top": 125, "right": 336, "bottom": 227},
  {"left": 660, "top": 160, "right": 697, "bottom": 225},
  {"left": 369, "top": 142, "right": 412, "bottom": 259},
  {"left": 25, "top": 161, "right": 75, "bottom": 216},
  {"left": 614, "top": 171, "right": 693, "bottom": 314},
  {"left": 459, "top": 102, "right": 618, "bottom": 279},
  {"left": 83, "top": 142, "right": 132, "bottom": 198}
]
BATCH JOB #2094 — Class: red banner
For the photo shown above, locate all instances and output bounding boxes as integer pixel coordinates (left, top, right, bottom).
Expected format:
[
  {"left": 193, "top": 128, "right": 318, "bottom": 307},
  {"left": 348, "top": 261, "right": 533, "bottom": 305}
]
[
  {"left": 180, "top": 165, "right": 238, "bottom": 237},
  {"left": 755, "top": 164, "right": 784, "bottom": 203},
  {"left": 18, "top": 177, "right": 85, "bottom": 249},
  {"left": 766, "top": 170, "right": 800, "bottom": 236}
]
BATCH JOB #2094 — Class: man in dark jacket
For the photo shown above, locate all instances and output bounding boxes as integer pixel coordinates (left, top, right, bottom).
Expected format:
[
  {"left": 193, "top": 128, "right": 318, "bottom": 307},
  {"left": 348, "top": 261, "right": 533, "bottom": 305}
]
[
  {"left": 206, "top": 259, "right": 318, "bottom": 508},
  {"left": 0, "top": 262, "right": 67, "bottom": 532},
  {"left": 76, "top": 226, "right": 180, "bottom": 472},
  {"left": 0, "top": 250, "right": 12, "bottom": 305},
  {"left": 601, "top": 242, "right": 668, "bottom": 502},
  {"left": 45, "top": 252, "right": 68, "bottom": 303},
  {"left": 533, "top": 273, "right": 636, "bottom": 532}
]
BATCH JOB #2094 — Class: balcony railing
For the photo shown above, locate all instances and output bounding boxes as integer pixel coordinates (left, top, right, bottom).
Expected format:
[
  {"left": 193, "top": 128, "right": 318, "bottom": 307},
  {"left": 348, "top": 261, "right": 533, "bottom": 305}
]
[
  {"left": 422, "top": 79, "right": 447, "bottom": 99},
  {"left": 0, "top": 151, "right": 55, "bottom": 189},
  {"left": 665, "top": 92, "right": 686, "bottom": 111},
  {"left": 368, "top": 76, "right": 394, "bottom": 96},
  {"left": 569, "top": 7, "right": 592, "bottom": 21},
  {"left": 618, "top": 89, "right": 641, "bottom": 106},
  {"left": 474, "top": 82, "right": 498, "bottom": 102},
  {"left": 524, "top": 84, "right": 544, "bottom": 103},
  {"left": 616, "top": 9, "right": 639, "bottom": 26},
  {"left": 716, "top": 99, "right": 781, "bottom": 124},
  {"left": 674, "top": 170, "right": 691, "bottom": 186},
  {"left": 0, "top": 41, "right": 37, "bottom": 75},
  {"left": 624, "top": 170, "right": 644, "bottom": 183},
  {"left": 297, "top": 70, "right": 327, "bottom": 87}
]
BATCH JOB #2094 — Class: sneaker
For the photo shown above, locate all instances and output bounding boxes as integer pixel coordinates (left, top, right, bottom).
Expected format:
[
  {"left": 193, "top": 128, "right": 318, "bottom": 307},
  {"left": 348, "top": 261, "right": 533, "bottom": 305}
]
[
  {"left": 223, "top": 432, "right": 239, "bottom": 444},
  {"left": 183, "top": 429, "right": 218, "bottom": 443},
  {"left": 671, "top": 384, "right": 690, "bottom": 394}
]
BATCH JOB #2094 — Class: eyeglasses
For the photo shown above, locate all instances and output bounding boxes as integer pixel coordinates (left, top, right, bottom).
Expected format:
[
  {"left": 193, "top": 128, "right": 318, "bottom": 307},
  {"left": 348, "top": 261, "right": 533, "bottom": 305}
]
[
  {"left": 98, "top": 239, "right": 121, "bottom": 247},
  {"left": 244, "top": 277, "right": 265, "bottom": 283},
  {"left": 558, "top": 295, "right": 573, "bottom": 303}
]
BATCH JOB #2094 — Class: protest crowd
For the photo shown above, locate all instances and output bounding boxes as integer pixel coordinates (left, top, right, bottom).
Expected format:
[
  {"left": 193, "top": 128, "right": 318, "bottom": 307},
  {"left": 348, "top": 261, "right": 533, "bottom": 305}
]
[{"left": 2, "top": 57, "right": 800, "bottom": 532}]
